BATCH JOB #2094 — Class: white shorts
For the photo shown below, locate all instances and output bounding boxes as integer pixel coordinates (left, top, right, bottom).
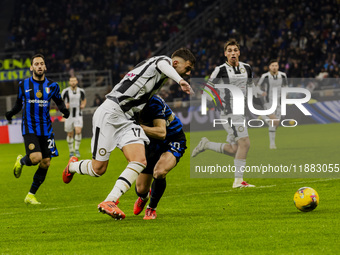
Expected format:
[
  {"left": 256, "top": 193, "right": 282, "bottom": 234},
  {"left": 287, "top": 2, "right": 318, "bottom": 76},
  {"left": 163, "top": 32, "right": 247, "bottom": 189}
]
[
  {"left": 64, "top": 116, "right": 83, "bottom": 132},
  {"left": 220, "top": 113, "right": 249, "bottom": 141},
  {"left": 264, "top": 103, "right": 281, "bottom": 118},
  {"left": 91, "top": 99, "right": 149, "bottom": 161}
]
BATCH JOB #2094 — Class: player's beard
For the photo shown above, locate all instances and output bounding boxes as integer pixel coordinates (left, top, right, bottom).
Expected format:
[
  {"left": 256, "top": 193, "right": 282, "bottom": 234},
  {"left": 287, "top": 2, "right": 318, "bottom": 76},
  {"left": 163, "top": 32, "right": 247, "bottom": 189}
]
[{"left": 33, "top": 69, "right": 46, "bottom": 79}]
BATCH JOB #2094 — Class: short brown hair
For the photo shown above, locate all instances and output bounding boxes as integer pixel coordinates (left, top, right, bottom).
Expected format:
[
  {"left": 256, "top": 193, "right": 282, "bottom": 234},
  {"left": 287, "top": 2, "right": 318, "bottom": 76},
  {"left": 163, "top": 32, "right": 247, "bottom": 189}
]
[
  {"left": 269, "top": 59, "right": 278, "bottom": 65},
  {"left": 171, "top": 48, "right": 196, "bottom": 66},
  {"left": 31, "top": 54, "right": 45, "bottom": 65},
  {"left": 224, "top": 39, "right": 240, "bottom": 51}
]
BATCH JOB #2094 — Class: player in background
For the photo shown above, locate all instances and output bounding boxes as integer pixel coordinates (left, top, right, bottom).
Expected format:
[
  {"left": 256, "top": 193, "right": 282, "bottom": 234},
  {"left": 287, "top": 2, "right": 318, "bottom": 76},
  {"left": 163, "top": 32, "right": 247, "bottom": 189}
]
[
  {"left": 5, "top": 54, "right": 69, "bottom": 204},
  {"left": 256, "top": 60, "right": 288, "bottom": 149},
  {"left": 61, "top": 77, "right": 86, "bottom": 157},
  {"left": 133, "top": 95, "right": 186, "bottom": 220},
  {"left": 191, "top": 39, "right": 255, "bottom": 188},
  {"left": 63, "top": 48, "right": 195, "bottom": 220}
]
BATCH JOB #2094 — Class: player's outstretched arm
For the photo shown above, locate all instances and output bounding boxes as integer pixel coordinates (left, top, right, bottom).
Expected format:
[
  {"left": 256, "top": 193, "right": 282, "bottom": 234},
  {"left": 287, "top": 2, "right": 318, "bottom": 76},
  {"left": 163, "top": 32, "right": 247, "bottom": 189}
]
[{"left": 157, "top": 60, "right": 193, "bottom": 94}]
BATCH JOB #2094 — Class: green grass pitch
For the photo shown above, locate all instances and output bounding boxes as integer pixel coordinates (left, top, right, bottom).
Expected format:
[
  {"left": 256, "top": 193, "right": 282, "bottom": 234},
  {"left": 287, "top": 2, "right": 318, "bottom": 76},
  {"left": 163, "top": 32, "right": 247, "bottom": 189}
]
[{"left": 0, "top": 123, "right": 339, "bottom": 254}]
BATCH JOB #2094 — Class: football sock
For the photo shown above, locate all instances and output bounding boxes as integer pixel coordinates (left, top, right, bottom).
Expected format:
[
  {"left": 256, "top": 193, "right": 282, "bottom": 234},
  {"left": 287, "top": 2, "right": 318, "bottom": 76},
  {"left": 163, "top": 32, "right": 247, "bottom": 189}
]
[
  {"left": 66, "top": 136, "right": 74, "bottom": 153},
  {"left": 234, "top": 159, "right": 246, "bottom": 180},
  {"left": 135, "top": 186, "right": 150, "bottom": 200},
  {"left": 149, "top": 177, "right": 166, "bottom": 209},
  {"left": 69, "top": 160, "right": 100, "bottom": 177},
  {"left": 269, "top": 126, "right": 276, "bottom": 145},
  {"left": 206, "top": 142, "right": 226, "bottom": 154},
  {"left": 74, "top": 134, "right": 82, "bottom": 151},
  {"left": 29, "top": 167, "right": 48, "bottom": 194},
  {"left": 105, "top": 161, "right": 146, "bottom": 202},
  {"left": 20, "top": 155, "right": 33, "bottom": 166}
]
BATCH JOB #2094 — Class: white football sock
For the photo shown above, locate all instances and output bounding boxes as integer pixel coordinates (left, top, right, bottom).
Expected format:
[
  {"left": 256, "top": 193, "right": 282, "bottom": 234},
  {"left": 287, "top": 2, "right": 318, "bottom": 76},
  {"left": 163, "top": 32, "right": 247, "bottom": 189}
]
[
  {"left": 206, "top": 142, "right": 226, "bottom": 154},
  {"left": 74, "top": 134, "right": 82, "bottom": 151},
  {"left": 69, "top": 160, "right": 100, "bottom": 177},
  {"left": 269, "top": 126, "right": 276, "bottom": 145},
  {"left": 105, "top": 161, "right": 146, "bottom": 202},
  {"left": 66, "top": 136, "right": 74, "bottom": 153},
  {"left": 234, "top": 159, "right": 246, "bottom": 181}
]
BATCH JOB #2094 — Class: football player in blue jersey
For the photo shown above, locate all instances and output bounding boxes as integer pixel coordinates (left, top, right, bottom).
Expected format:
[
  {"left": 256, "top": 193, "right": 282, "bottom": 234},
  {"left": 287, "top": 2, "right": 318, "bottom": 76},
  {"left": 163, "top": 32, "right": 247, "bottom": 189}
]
[
  {"left": 133, "top": 95, "right": 187, "bottom": 220},
  {"left": 5, "top": 54, "right": 69, "bottom": 204}
]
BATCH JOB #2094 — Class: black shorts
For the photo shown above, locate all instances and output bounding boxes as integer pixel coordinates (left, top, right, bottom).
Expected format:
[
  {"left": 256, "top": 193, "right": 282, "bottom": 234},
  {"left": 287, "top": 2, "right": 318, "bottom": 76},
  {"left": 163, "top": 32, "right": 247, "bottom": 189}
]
[
  {"left": 142, "top": 130, "right": 187, "bottom": 175},
  {"left": 23, "top": 133, "right": 59, "bottom": 158}
]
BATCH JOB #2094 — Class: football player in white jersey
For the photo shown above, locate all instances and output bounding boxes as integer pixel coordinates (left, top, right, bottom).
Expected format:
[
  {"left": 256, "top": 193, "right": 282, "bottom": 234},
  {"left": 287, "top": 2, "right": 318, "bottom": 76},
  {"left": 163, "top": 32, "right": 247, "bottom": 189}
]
[
  {"left": 257, "top": 60, "right": 288, "bottom": 149},
  {"left": 61, "top": 77, "right": 87, "bottom": 157},
  {"left": 192, "top": 39, "right": 255, "bottom": 188},
  {"left": 63, "top": 48, "right": 195, "bottom": 219}
]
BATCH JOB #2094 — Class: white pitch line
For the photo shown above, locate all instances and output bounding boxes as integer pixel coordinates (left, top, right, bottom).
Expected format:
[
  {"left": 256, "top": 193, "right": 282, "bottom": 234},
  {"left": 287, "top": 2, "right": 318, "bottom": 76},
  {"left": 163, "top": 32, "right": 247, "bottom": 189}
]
[
  {"left": 0, "top": 178, "right": 337, "bottom": 216},
  {"left": 162, "top": 178, "right": 336, "bottom": 198}
]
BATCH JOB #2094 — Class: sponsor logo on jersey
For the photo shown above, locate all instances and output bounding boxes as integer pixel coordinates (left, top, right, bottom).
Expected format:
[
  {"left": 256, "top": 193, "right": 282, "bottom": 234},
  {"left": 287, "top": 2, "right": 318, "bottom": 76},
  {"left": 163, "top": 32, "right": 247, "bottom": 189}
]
[
  {"left": 28, "top": 99, "right": 48, "bottom": 104},
  {"left": 36, "top": 90, "right": 42, "bottom": 98},
  {"left": 125, "top": 72, "right": 136, "bottom": 78}
]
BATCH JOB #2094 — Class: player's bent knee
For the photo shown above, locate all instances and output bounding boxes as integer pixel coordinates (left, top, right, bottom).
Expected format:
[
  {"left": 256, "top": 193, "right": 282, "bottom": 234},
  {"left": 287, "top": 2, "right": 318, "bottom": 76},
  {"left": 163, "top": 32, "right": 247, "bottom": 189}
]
[
  {"left": 136, "top": 182, "right": 149, "bottom": 194},
  {"left": 129, "top": 159, "right": 147, "bottom": 168},
  {"left": 30, "top": 156, "right": 42, "bottom": 165},
  {"left": 92, "top": 166, "right": 106, "bottom": 176},
  {"left": 40, "top": 161, "right": 50, "bottom": 169},
  {"left": 91, "top": 160, "right": 108, "bottom": 176},
  {"left": 238, "top": 138, "right": 250, "bottom": 149},
  {"left": 153, "top": 169, "right": 167, "bottom": 179}
]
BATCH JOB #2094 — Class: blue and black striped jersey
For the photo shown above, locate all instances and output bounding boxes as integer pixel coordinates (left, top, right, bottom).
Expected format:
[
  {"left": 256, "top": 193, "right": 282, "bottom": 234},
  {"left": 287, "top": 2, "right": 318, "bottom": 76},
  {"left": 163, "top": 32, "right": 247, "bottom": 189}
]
[
  {"left": 141, "top": 95, "right": 183, "bottom": 137},
  {"left": 14, "top": 77, "right": 65, "bottom": 136}
]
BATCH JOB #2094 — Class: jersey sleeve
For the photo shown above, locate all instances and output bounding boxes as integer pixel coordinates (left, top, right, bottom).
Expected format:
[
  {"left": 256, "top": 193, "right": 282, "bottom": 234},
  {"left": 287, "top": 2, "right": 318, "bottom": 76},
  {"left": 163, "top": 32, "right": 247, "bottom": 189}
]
[
  {"left": 9, "top": 81, "right": 24, "bottom": 115},
  {"left": 257, "top": 73, "right": 269, "bottom": 91},
  {"left": 244, "top": 64, "right": 253, "bottom": 86},
  {"left": 208, "top": 67, "right": 221, "bottom": 86},
  {"left": 282, "top": 73, "right": 288, "bottom": 87},
  {"left": 51, "top": 83, "right": 67, "bottom": 111},
  {"left": 204, "top": 67, "right": 223, "bottom": 102},
  {"left": 80, "top": 89, "right": 86, "bottom": 101},
  {"left": 157, "top": 59, "right": 182, "bottom": 84},
  {"left": 148, "top": 96, "right": 166, "bottom": 120},
  {"left": 257, "top": 73, "right": 265, "bottom": 87},
  {"left": 61, "top": 88, "right": 69, "bottom": 102}
]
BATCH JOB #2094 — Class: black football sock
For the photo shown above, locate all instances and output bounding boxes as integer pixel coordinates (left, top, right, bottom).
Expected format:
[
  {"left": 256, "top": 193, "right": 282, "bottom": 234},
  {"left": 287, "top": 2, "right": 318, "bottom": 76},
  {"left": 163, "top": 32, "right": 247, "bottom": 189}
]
[
  {"left": 135, "top": 185, "right": 149, "bottom": 199},
  {"left": 20, "top": 155, "right": 33, "bottom": 166},
  {"left": 149, "top": 177, "right": 166, "bottom": 209},
  {"left": 29, "top": 167, "right": 48, "bottom": 194}
]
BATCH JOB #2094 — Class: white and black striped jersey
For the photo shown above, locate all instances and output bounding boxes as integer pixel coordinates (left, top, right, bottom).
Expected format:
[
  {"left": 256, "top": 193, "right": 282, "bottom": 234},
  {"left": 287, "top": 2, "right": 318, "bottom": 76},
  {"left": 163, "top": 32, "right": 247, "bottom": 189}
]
[
  {"left": 106, "top": 56, "right": 172, "bottom": 118},
  {"left": 207, "top": 61, "right": 253, "bottom": 115},
  {"left": 257, "top": 71, "right": 288, "bottom": 104},
  {"left": 61, "top": 87, "right": 86, "bottom": 118}
]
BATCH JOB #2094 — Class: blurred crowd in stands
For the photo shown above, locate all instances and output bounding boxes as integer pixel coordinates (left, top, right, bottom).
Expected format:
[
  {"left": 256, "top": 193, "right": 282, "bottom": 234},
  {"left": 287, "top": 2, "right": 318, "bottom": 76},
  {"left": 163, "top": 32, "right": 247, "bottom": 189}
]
[{"left": 5, "top": 0, "right": 340, "bottom": 102}]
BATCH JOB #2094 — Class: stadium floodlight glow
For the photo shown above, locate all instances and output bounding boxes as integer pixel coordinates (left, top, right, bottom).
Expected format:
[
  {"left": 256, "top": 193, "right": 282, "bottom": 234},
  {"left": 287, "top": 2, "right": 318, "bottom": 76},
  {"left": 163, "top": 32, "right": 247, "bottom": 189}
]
[{"left": 201, "top": 84, "right": 312, "bottom": 116}]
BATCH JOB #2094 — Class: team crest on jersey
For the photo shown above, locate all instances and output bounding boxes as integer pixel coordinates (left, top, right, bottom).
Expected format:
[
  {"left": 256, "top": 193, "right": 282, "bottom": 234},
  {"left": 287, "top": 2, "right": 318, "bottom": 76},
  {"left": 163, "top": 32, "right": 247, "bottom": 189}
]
[
  {"left": 240, "top": 68, "right": 246, "bottom": 73},
  {"left": 36, "top": 90, "right": 42, "bottom": 98},
  {"left": 238, "top": 126, "right": 245, "bottom": 132},
  {"left": 45, "top": 87, "right": 50, "bottom": 94},
  {"left": 99, "top": 148, "right": 107, "bottom": 156},
  {"left": 28, "top": 143, "right": 35, "bottom": 150}
]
